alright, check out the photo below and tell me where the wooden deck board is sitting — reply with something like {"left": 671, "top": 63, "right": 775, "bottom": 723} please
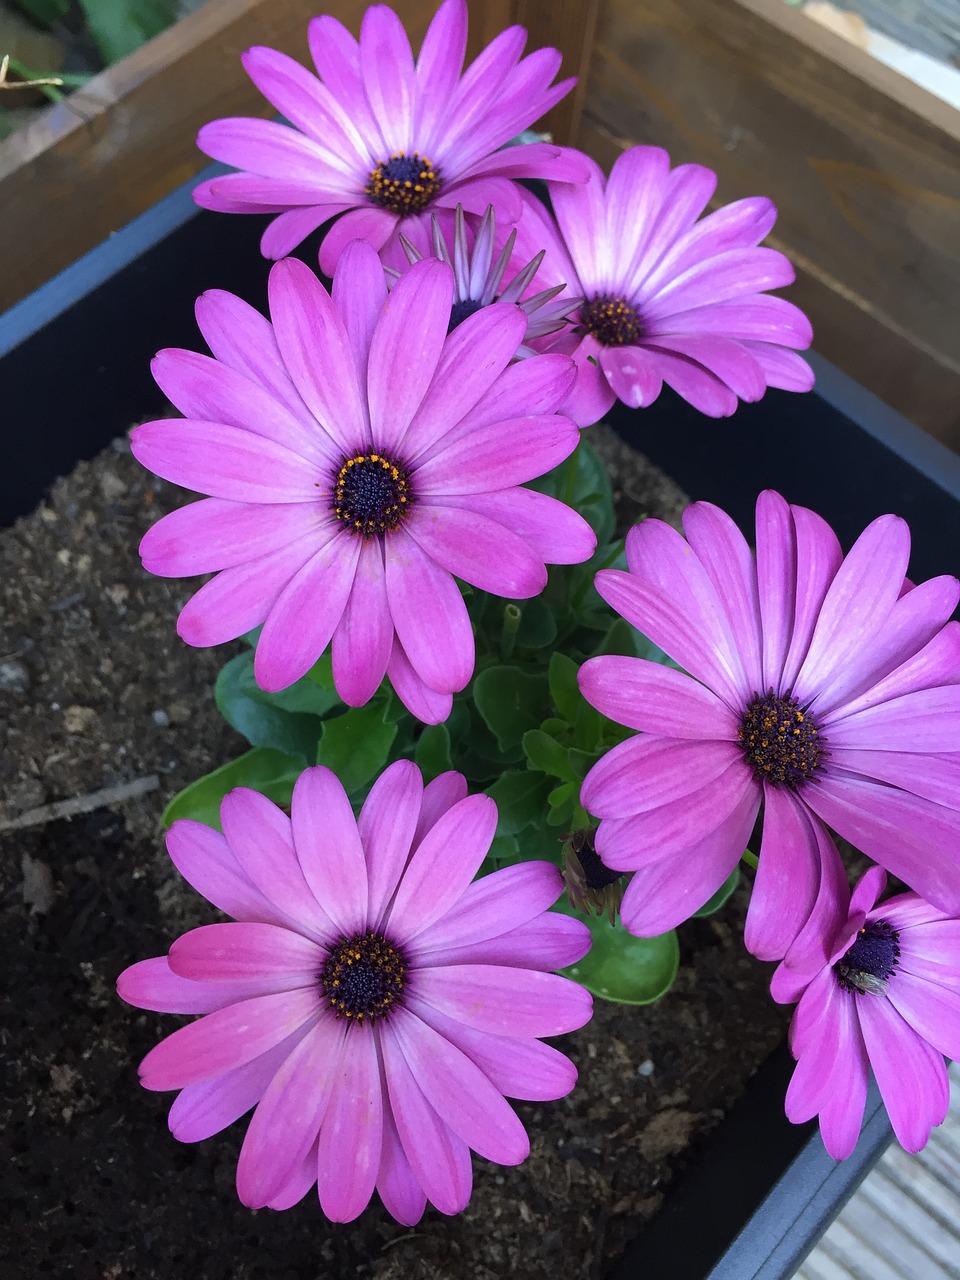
{"left": 795, "top": 1062, "right": 960, "bottom": 1280}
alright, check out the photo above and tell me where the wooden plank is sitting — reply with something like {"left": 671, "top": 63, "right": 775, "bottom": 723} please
{"left": 576, "top": 0, "right": 960, "bottom": 447}
{"left": 0, "top": 0, "right": 593, "bottom": 314}
{"left": 797, "top": 1062, "right": 960, "bottom": 1280}
{"left": 0, "top": 0, "right": 436, "bottom": 313}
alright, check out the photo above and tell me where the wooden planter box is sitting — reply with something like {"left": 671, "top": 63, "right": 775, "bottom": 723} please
{"left": 8, "top": 160, "right": 960, "bottom": 1277}
{"left": 1, "top": 0, "right": 958, "bottom": 450}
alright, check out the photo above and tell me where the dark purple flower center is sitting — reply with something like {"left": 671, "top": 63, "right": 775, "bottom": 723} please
{"left": 334, "top": 453, "right": 411, "bottom": 537}
{"left": 738, "top": 691, "right": 824, "bottom": 789}
{"left": 448, "top": 297, "right": 484, "bottom": 333}
{"left": 320, "top": 930, "right": 407, "bottom": 1022}
{"left": 580, "top": 294, "right": 643, "bottom": 347}
{"left": 366, "top": 151, "right": 442, "bottom": 216}
{"left": 835, "top": 920, "right": 900, "bottom": 995}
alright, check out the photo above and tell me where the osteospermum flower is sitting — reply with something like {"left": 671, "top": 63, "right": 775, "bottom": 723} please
{"left": 392, "top": 203, "right": 580, "bottom": 353}
{"left": 513, "top": 148, "right": 814, "bottom": 424}
{"left": 772, "top": 863, "right": 960, "bottom": 1158}
{"left": 193, "top": 0, "right": 589, "bottom": 270}
{"left": 132, "top": 242, "right": 594, "bottom": 723}
{"left": 117, "top": 761, "right": 593, "bottom": 1221}
{"left": 578, "top": 491, "right": 960, "bottom": 960}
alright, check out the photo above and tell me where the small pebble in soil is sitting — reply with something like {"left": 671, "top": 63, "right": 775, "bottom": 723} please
{"left": 638, "top": 1059, "right": 656, "bottom": 1077}
{"left": 21, "top": 853, "right": 56, "bottom": 915}
{"left": 152, "top": 709, "right": 170, "bottom": 727}
{"left": 0, "top": 658, "right": 30, "bottom": 692}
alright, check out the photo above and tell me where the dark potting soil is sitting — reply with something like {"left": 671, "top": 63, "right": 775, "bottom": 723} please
{"left": 0, "top": 427, "right": 789, "bottom": 1279}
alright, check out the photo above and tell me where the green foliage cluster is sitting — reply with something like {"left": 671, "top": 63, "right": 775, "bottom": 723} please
{"left": 163, "top": 442, "right": 741, "bottom": 1004}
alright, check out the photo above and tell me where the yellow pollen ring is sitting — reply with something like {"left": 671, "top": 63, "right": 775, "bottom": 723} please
{"left": 334, "top": 451, "right": 411, "bottom": 538}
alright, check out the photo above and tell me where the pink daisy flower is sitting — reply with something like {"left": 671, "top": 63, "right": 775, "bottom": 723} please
{"left": 131, "top": 243, "right": 594, "bottom": 723}
{"left": 772, "top": 862, "right": 960, "bottom": 1158}
{"left": 117, "top": 761, "right": 593, "bottom": 1222}
{"left": 193, "top": 0, "right": 589, "bottom": 271}
{"left": 513, "top": 148, "right": 814, "bottom": 425}
{"left": 578, "top": 491, "right": 960, "bottom": 960}
{"left": 391, "top": 203, "right": 580, "bottom": 353}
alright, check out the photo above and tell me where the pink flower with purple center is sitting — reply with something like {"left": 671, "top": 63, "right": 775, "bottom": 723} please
{"left": 391, "top": 203, "right": 581, "bottom": 352}
{"left": 512, "top": 148, "right": 814, "bottom": 424}
{"left": 117, "top": 761, "right": 593, "bottom": 1221}
{"left": 772, "top": 862, "right": 960, "bottom": 1157}
{"left": 578, "top": 491, "right": 960, "bottom": 960}
{"left": 193, "top": 0, "right": 589, "bottom": 270}
{"left": 131, "top": 242, "right": 594, "bottom": 723}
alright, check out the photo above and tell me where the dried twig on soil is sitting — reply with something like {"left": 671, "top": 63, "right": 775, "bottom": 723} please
{"left": 0, "top": 775, "right": 160, "bottom": 832}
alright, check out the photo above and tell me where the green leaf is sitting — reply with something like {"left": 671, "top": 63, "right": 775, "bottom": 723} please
{"left": 162, "top": 748, "right": 303, "bottom": 831}
{"left": 545, "top": 781, "right": 577, "bottom": 827}
{"left": 473, "top": 665, "right": 548, "bottom": 751}
{"left": 487, "top": 833, "right": 521, "bottom": 867}
{"left": 558, "top": 905, "right": 680, "bottom": 1004}
{"left": 548, "top": 652, "right": 581, "bottom": 724}
{"left": 305, "top": 650, "right": 335, "bottom": 689}
{"left": 78, "top": 0, "right": 178, "bottom": 65}
{"left": 414, "top": 723, "right": 453, "bottom": 780}
{"left": 13, "top": 0, "right": 70, "bottom": 25}
{"left": 573, "top": 697, "right": 603, "bottom": 751}
{"left": 214, "top": 652, "right": 337, "bottom": 761}
{"left": 692, "top": 867, "right": 741, "bottom": 918}
{"left": 513, "top": 819, "right": 566, "bottom": 863}
{"left": 566, "top": 747, "right": 596, "bottom": 779}
{"left": 522, "top": 729, "right": 576, "bottom": 782}
{"left": 317, "top": 700, "right": 397, "bottom": 796}
{"left": 594, "top": 617, "right": 674, "bottom": 664}
{"left": 515, "top": 598, "right": 557, "bottom": 649}
{"left": 487, "top": 771, "right": 551, "bottom": 835}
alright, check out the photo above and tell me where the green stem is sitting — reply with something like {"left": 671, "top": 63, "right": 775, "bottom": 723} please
{"left": 563, "top": 440, "right": 580, "bottom": 507}
{"left": 740, "top": 848, "right": 759, "bottom": 870}
{"left": 500, "top": 603, "right": 522, "bottom": 661}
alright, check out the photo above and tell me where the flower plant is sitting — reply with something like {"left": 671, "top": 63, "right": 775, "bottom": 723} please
{"left": 117, "top": 0, "right": 960, "bottom": 1225}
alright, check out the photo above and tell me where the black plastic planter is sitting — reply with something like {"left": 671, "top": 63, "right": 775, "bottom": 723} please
{"left": 6, "top": 168, "right": 958, "bottom": 1278}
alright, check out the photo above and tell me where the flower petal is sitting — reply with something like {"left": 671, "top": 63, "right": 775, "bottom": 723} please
{"left": 290, "top": 766, "right": 368, "bottom": 936}
{"left": 235, "top": 1015, "right": 347, "bottom": 1206}
{"left": 254, "top": 532, "right": 361, "bottom": 692}
{"left": 380, "top": 1022, "right": 473, "bottom": 1216}
{"left": 857, "top": 995, "right": 949, "bottom": 1152}
{"left": 168, "top": 922, "right": 324, "bottom": 988}
{"left": 413, "top": 964, "right": 593, "bottom": 1037}
{"left": 582, "top": 735, "right": 742, "bottom": 820}
{"left": 219, "top": 788, "right": 336, "bottom": 941}
{"left": 384, "top": 528, "right": 474, "bottom": 694}
{"left": 618, "top": 783, "right": 759, "bottom": 935}
{"left": 388, "top": 1006, "right": 529, "bottom": 1163}
{"left": 117, "top": 956, "right": 261, "bottom": 1016}
{"left": 578, "top": 656, "right": 740, "bottom": 739}
{"left": 359, "top": 759, "right": 424, "bottom": 931}
{"left": 164, "top": 818, "right": 286, "bottom": 927}
{"left": 387, "top": 794, "right": 496, "bottom": 940}
{"left": 168, "top": 1029, "right": 309, "bottom": 1142}
{"left": 805, "top": 772, "right": 960, "bottom": 915}
{"left": 331, "top": 536, "right": 392, "bottom": 706}
{"left": 745, "top": 786, "right": 830, "bottom": 962}
{"left": 405, "top": 502, "right": 546, "bottom": 598}
{"left": 315, "top": 1026, "right": 384, "bottom": 1221}
{"left": 413, "top": 861, "right": 564, "bottom": 954}
{"left": 268, "top": 257, "right": 368, "bottom": 453}
{"left": 409, "top": 997, "right": 577, "bottom": 1100}
{"left": 795, "top": 514, "right": 911, "bottom": 707}
{"left": 366, "top": 258, "right": 453, "bottom": 454}
{"left": 139, "top": 989, "right": 321, "bottom": 1092}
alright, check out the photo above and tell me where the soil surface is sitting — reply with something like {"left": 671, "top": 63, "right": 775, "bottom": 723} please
{"left": 0, "top": 427, "right": 789, "bottom": 1279}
